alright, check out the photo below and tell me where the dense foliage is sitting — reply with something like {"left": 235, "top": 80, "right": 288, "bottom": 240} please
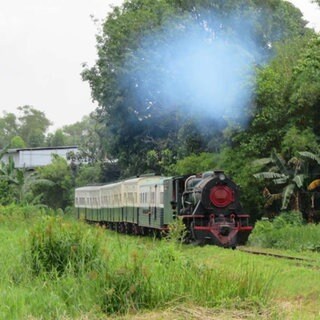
{"left": 82, "top": 0, "right": 307, "bottom": 177}
{"left": 0, "top": 106, "right": 51, "bottom": 148}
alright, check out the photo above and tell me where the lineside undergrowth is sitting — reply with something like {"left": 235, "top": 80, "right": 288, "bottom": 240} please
{"left": 249, "top": 211, "right": 320, "bottom": 252}
{"left": 0, "top": 205, "right": 275, "bottom": 319}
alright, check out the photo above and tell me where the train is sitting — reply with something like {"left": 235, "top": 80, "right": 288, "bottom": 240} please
{"left": 74, "top": 170, "right": 252, "bottom": 248}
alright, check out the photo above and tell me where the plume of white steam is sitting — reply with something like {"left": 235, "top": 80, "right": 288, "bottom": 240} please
{"left": 121, "top": 13, "right": 265, "bottom": 128}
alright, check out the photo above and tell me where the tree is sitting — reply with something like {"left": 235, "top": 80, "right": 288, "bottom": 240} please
{"left": 237, "top": 34, "right": 314, "bottom": 158}
{"left": 83, "top": 0, "right": 308, "bottom": 177}
{"left": 75, "top": 163, "right": 102, "bottom": 187}
{"left": 177, "top": 120, "right": 207, "bottom": 158}
{"left": 288, "top": 37, "right": 320, "bottom": 134}
{"left": 46, "top": 129, "right": 67, "bottom": 147}
{"left": 170, "top": 152, "right": 219, "bottom": 175}
{"left": 17, "top": 105, "right": 52, "bottom": 147}
{"left": 0, "top": 148, "right": 15, "bottom": 204}
{"left": 0, "top": 106, "right": 52, "bottom": 148}
{"left": 0, "top": 112, "right": 19, "bottom": 148}
{"left": 10, "top": 136, "right": 26, "bottom": 148}
{"left": 36, "top": 155, "right": 73, "bottom": 209}
{"left": 60, "top": 115, "right": 106, "bottom": 163}
{"left": 281, "top": 126, "right": 319, "bottom": 158}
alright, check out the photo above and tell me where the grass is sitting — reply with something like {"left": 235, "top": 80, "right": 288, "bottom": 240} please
{"left": 0, "top": 205, "right": 319, "bottom": 319}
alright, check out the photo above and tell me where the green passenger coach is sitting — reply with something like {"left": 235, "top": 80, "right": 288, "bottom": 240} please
{"left": 75, "top": 175, "right": 174, "bottom": 235}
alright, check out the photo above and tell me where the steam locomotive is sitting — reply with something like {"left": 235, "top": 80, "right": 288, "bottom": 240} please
{"left": 75, "top": 170, "right": 252, "bottom": 248}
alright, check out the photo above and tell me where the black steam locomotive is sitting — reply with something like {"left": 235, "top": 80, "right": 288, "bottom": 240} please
{"left": 75, "top": 170, "right": 252, "bottom": 248}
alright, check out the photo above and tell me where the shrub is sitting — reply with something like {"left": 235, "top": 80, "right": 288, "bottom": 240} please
{"left": 248, "top": 211, "right": 320, "bottom": 251}
{"left": 165, "top": 218, "right": 188, "bottom": 245}
{"left": 29, "top": 216, "right": 105, "bottom": 276}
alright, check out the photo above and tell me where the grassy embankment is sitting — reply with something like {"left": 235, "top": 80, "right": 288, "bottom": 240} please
{"left": 0, "top": 205, "right": 319, "bottom": 319}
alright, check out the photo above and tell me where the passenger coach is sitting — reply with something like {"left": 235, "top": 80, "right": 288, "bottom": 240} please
{"left": 75, "top": 175, "right": 168, "bottom": 235}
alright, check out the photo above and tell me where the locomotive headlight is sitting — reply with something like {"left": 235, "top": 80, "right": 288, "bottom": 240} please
{"left": 218, "top": 173, "right": 226, "bottom": 181}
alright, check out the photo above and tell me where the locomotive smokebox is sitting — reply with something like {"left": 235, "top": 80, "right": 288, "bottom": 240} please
{"left": 192, "top": 170, "right": 239, "bottom": 214}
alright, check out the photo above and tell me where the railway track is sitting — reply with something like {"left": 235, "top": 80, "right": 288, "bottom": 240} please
{"left": 237, "top": 246, "right": 320, "bottom": 269}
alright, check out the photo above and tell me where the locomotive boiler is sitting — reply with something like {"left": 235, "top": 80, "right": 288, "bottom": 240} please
{"left": 75, "top": 170, "right": 252, "bottom": 248}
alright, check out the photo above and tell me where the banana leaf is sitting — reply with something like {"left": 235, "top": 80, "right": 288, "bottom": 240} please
{"left": 254, "top": 172, "right": 286, "bottom": 180}
{"left": 298, "top": 151, "right": 320, "bottom": 165}
{"left": 292, "top": 174, "right": 305, "bottom": 189}
{"left": 271, "top": 150, "right": 289, "bottom": 176}
{"left": 281, "top": 183, "right": 295, "bottom": 210}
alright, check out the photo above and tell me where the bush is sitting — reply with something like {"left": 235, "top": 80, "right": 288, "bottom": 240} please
{"left": 248, "top": 211, "right": 320, "bottom": 251}
{"left": 29, "top": 216, "right": 105, "bottom": 276}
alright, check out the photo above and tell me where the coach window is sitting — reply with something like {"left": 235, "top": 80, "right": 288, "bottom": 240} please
{"left": 160, "top": 192, "right": 164, "bottom": 205}
{"left": 151, "top": 192, "right": 155, "bottom": 205}
{"left": 129, "top": 192, "right": 134, "bottom": 205}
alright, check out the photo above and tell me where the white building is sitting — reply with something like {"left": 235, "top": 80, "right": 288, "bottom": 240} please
{"left": 1, "top": 146, "right": 78, "bottom": 169}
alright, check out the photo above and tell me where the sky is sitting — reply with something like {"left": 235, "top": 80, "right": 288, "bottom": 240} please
{"left": 0, "top": 0, "right": 319, "bottom": 132}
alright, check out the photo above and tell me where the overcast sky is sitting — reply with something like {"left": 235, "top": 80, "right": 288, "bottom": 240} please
{"left": 0, "top": 0, "right": 319, "bottom": 132}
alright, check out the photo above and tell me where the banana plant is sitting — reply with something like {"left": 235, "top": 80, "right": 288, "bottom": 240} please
{"left": 253, "top": 150, "right": 307, "bottom": 211}
{"left": 0, "top": 155, "right": 54, "bottom": 204}
{"left": 298, "top": 151, "right": 320, "bottom": 192}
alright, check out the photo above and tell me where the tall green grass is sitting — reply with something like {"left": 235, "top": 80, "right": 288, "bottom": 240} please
{"left": 249, "top": 211, "right": 320, "bottom": 251}
{"left": 29, "top": 216, "right": 105, "bottom": 276}
{"left": 0, "top": 207, "right": 276, "bottom": 319}
{"left": 26, "top": 216, "right": 274, "bottom": 316}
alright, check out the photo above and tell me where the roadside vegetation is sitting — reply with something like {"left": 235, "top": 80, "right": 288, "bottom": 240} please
{"left": 0, "top": 205, "right": 320, "bottom": 319}
{"left": 249, "top": 211, "right": 320, "bottom": 252}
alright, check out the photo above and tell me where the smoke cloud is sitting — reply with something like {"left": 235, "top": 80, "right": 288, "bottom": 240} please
{"left": 121, "top": 12, "right": 265, "bottom": 128}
